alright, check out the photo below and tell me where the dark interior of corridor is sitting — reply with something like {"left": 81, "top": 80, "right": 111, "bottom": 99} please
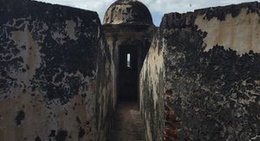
{"left": 118, "top": 45, "right": 138, "bottom": 101}
{"left": 107, "top": 44, "right": 145, "bottom": 141}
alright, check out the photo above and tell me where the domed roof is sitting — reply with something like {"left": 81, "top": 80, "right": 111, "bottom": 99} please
{"left": 103, "top": 0, "right": 153, "bottom": 25}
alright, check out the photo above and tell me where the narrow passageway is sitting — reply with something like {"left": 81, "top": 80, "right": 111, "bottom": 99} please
{"left": 108, "top": 102, "right": 144, "bottom": 141}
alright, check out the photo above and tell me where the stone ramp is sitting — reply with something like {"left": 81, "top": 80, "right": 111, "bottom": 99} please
{"left": 108, "top": 102, "right": 144, "bottom": 141}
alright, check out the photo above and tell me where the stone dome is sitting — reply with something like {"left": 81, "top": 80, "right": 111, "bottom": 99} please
{"left": 103, "top": 0, "right": 153, "bottom": 25}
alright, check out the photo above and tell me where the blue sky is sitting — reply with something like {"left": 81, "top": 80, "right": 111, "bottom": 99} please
{"left": 36, "top": 0, "right": 258, "bottom": 26}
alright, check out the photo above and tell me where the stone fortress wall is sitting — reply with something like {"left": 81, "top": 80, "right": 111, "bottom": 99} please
{"left": 0, "top": 0, "right": 115, "bottom": 140}
{"left": 0, "top": 0, "right": 259, "bottom": 141}
{"left": 140, "top": 2, "right": 260, "bottom": 141}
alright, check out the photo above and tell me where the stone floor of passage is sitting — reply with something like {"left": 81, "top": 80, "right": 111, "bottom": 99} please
{"left": 107, "top": 101, "right": 144, "bottom": 141}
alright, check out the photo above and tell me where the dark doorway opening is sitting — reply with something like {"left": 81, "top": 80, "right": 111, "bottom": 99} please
{"left": 118, "top": 45, "right": 138, "bottom": 101}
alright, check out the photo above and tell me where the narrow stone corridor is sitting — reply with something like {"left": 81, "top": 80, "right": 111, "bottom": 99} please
{"left": 107, "top": 102, "right": 144, "bottom": 141}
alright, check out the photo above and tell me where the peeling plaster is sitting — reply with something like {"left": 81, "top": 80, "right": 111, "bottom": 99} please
{"left": 195, "top": 8, "right": 260, "bottom": 54}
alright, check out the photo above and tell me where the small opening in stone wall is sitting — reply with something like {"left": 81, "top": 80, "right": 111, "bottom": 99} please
{"left": 127, "top": 53, "right": 131, "bottom": 68}
{"left": 119, "top": 46, "right": 138, "bottom": 101}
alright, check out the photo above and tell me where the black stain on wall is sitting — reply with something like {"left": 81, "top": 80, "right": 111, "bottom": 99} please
{"left": 0, "top": 33, "right": 25, "bottom": 97}
{"left": 35, "top": 136, "right": 41, "bottom": 141}
{"left": 0, "top": 0, "right": 105, "bottom": 140}
{"left": 0, "top": 0, "right": 100, "bottom": 104}
{"left": 76, "top": 116, "right": 81, "bottom": 124}
{"left": 49, "top": 130, "right": 56, "bottom": 137}
{"left": 78, "top": 127, "right": 85, "bottom": 139}
{"left": 15, "top": 110, "right": 25, "bottom": 125}
{"left": 162, "top": 18, "right": 260, "bottom": 140}
{"left": 31, "top": 21, "right": 98, "bottom": 104}
{"left": 55, "top": 130, "right": 68, "bottom": 141}
{"left": 30, "top": 9, "right": 99, "bottom": 104}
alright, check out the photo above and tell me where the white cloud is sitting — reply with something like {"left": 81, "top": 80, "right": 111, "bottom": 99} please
{"left": 35, "top": 0, "right": 259, "bottom": 25}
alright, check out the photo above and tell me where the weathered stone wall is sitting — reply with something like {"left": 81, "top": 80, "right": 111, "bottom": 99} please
{"left": 140, "top": 2, "right": 260, "bottom": 141}
{"left": 139, "top": 33, "right": 164, "bottom": 141}
{"left": 95, "top": 32, "right": 116, "bottom": 141}
{"left": 0, "top": 0, "right": 115, "bottom": 141}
